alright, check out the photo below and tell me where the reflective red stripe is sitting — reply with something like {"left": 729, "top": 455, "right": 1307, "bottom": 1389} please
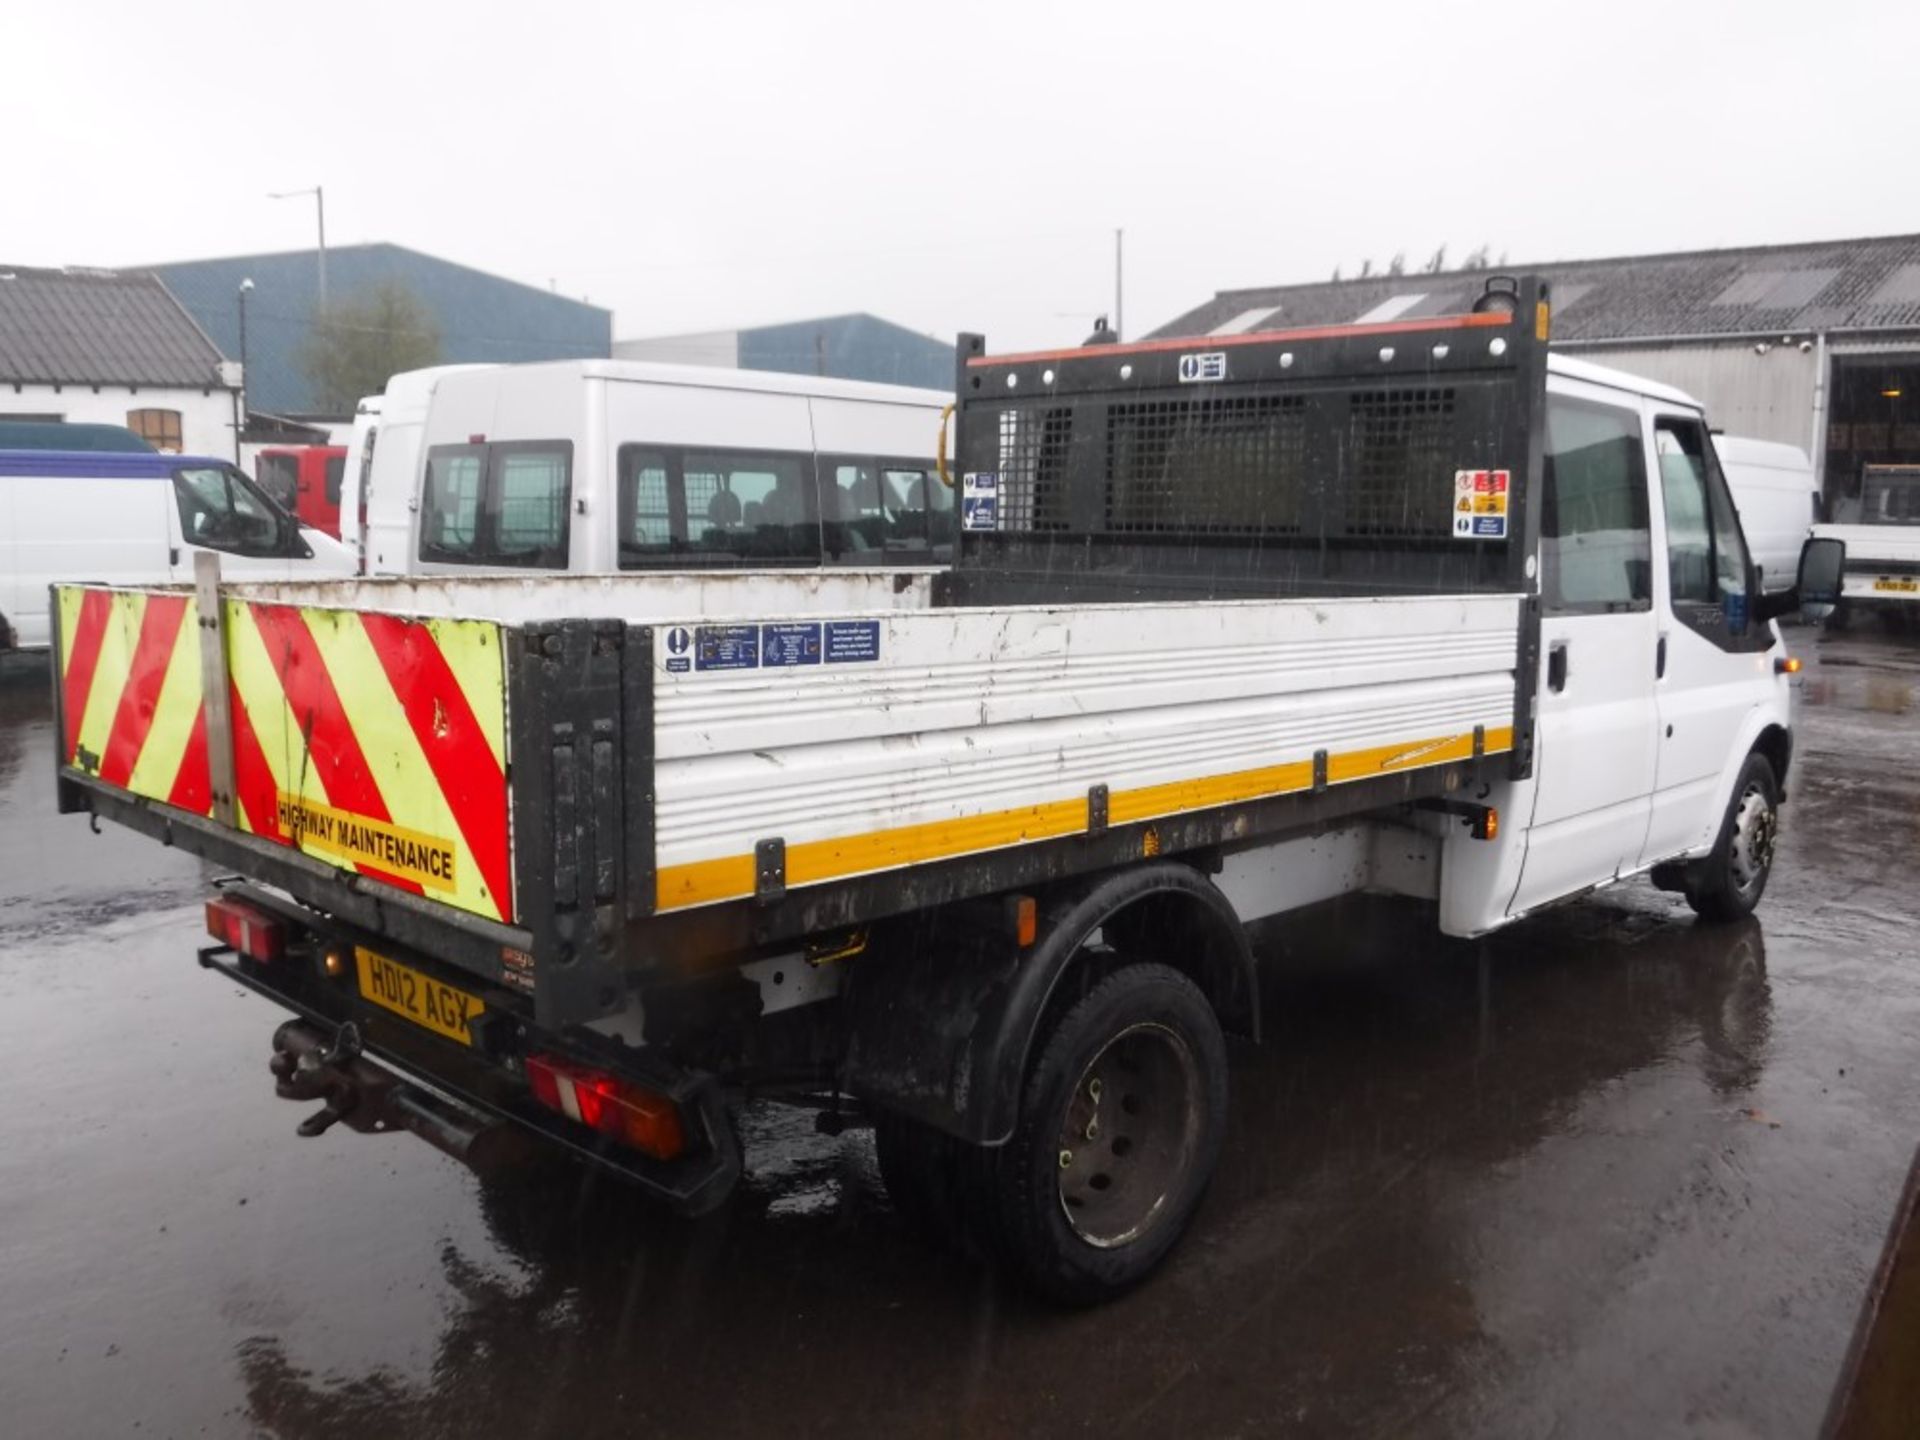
{"left": 229, "top": 679, "right": 284, "bottom": 843}
{"left": 359, "top": 612, "right": 514, "bottom": 922}
{"left": 246, "top": 604, "right": 421, "bottom": 894}
{"left": 97, "top": 595, "right": 190, "bottom": 788}
{"left": 167, "top": 704, "right": 211, "bottom": 816}
{"left": 60, "top": 589, "right": 113, "bottom": 762}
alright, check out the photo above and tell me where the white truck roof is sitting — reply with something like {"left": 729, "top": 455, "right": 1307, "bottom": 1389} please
{"left": 1712, "top": 434, "right": 1812, "bottom": 471}
{"left": 389, "top": 357, "right": 948, "bottom": 409}
{"left": 1546, "top": 353, "right": 1701, "bottom": 409}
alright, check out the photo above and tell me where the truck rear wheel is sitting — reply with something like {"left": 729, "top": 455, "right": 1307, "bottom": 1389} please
{"left": 1686, "top": 752, "right": 1780, "bottom": 923}
{"left": 985, "top": 963, "right": 1228, "bottom": 1305}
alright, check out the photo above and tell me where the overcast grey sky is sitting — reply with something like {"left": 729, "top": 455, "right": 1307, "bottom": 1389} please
{"left": 5, "top": 0, "right": 1914, "bottom": 351}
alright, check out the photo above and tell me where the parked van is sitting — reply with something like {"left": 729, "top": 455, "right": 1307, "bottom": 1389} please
{"left": 1712, "top": 436, "right": 1820, "bottom": 593}
{"left": 338, "top": 365, "right": 494, "bottom": 572}
{"left": 255, "top": 445, "right": 348, "bottom": 539}
{"left": 0, "top": 449, "right": 356, "bottom": 650}
{"left": 352, "top": 360, "right": 953, "bottom": 576}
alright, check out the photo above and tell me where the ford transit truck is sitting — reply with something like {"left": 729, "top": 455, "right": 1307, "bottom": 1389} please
{"left": 47, "top": 278, "right": 1843, "bottom": 1303}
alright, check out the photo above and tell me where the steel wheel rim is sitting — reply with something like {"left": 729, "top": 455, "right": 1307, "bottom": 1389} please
{"left": 1055, "top": 1022, "right": 1202, "bottom": 1249}
{"left": 1728, "top": 781, "right": 1776, "bottom": 895}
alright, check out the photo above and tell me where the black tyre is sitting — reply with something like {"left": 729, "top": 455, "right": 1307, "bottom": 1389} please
{"left": 983, "top": 963, "right": 1228, "bottom": 1306}
{"left": 873, "top": 1114, "right": 964, "bottom": 1244}
{"left": 1686, "top": 752, "right": 1780, "bottom": 923}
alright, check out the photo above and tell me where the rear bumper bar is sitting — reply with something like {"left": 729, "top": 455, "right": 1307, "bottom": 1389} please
{"left": 199, "top": 939, "right": 742, "bottom": 1216}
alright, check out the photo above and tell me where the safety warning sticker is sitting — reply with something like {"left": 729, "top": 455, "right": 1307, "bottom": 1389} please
{"left": 1452, "top": 469, "right": 1510, "bottom": 540}
{"left": 825, "top": 620, "right": 881, "bottom": 663}
{"left": 761, "top": 622, "right": 823, "bottom": 667}
{"left": 962, "top": 472, "right": 998, "bottom": 531}
{"left": 695, "top": 624, "right": 759, "bottom": 671}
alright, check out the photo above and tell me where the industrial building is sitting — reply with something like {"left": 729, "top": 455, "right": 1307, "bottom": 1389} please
{"left": 1149, "top": 233, "right": 1920, "bottom": 508}
{"left": 0, "top": 264, "right": 241, "bottom": 456}
{"left": 615, "top": 312, "right": 952, "bottom": 390}
{"left": 150, "top": 244, "right": 612, "bottom": 421}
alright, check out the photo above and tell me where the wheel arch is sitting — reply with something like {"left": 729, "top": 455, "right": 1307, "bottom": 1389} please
{"left": 844, "top": 860, "right": 1256, "bottom": 1147}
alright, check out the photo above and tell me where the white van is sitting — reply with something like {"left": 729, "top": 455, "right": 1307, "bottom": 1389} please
{"left": 352, "top": 360, "right": 953, "bottom": 577}
{"left": 0, "top": 449, "right": 356, "bottom": 650}
{"left": 1712, "top": 435, "right": 1820, "bottom": 593}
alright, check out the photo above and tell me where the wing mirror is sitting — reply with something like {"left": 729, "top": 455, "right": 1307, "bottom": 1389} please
{"left": 1757, "top": 536, "right": 1845, "bottom": 622}
{"left": 1795, "top": 536, "right": 1845, "bottom": 621}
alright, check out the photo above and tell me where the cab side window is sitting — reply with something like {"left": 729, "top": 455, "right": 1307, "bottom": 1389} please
{"left": 1541, "top": 397, "right": 1651, "bottom": 612}
{"left": 174, "top": 465, "right": 284, "bottom": 556}
{"left": 1656, "top": 417, "right": 1753, "bottom": 634}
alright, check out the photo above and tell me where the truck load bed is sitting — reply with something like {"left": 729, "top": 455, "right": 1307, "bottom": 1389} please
{"left": 52, "top": 285, "right": 1548, "bottom": 1031}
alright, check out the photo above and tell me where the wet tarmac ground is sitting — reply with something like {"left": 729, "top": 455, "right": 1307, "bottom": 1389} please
{"left": 2, "top": 624, "right": 1918, "bottom": 1439}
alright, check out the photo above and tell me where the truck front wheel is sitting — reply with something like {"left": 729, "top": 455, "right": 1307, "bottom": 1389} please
{"left": 988, "top": 963, "right": 1228, "bottom": 1305}
{"left": 1686, "top": 752, "right": 1780, "bottom": 923}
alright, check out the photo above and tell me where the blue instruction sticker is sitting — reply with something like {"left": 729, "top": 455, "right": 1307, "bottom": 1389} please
{"left": 962, "top": 472, "right": 999, "bottom": 532}
{"left": 761, "top": 622, "right": 822, "bottom": 667}
{"left": 824, "top": 620, "right": 881, "bottom": 664}
{"left": 695, "top": 624, "right": 759, "bottom": 671}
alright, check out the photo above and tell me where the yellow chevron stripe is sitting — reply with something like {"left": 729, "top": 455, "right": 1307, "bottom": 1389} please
{"left": 656, "top": 725, "right": 1517, "bottom": 912}
{"left": 56, "top": 586, "right": 87, "bottom": 676}
{"left": 72, "top": 592, "right": 146, "bottom": 771}
{"left": 430, "top": 617, "right": 507, "bottom": 771}
{"left": 300, "top": 609, "right": 492, "bottom": 913}
{"left": 225, "top": 599, "right": 331, "bottom": 829}
{"left": 124, "top": 599, "right": 205, "bottom": 806}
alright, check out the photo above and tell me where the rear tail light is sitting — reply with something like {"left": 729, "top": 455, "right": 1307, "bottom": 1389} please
{"left": 205, "top": 896, "right": 286, "bottom": 962}
{"left": 525, "top": 1054, "right": 686, "bottom": 1161}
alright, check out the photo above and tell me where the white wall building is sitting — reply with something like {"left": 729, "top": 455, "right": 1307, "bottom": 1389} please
{"left": 0, "top": 264, "right": 241, "bottom": 457}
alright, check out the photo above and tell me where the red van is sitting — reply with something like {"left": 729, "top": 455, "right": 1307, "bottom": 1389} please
{"left": 255, "top": 446, "right": 348, "bottom": 538}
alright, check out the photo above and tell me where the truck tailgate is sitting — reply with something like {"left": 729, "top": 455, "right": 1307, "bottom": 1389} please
{"left": 55, "top": 584, "right": 513, "bottom": 923}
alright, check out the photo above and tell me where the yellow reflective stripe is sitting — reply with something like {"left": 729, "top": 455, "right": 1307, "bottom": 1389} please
{"left": 56, "top": 586, "right": 87, "bottom": 673}
{"left": 224, "top": 599, "right": 325, "bottom": 828}
{"left": 656, "top": 725, "right": 1517, "bottom": 912}
{"left": 73, "top": 592, "right": 146, "bottom": 769}
{"left": 429, "top": 618, "right": 507, "bottom": 771}
{"left": 123, "top": 599, "right": 203, "bottom": 803}
{"left": 300, "top": 610, "right": 492, "bottom": 912}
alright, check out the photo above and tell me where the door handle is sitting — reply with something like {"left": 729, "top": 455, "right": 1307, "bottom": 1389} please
{"left": 169, "top": 546, "right": 180, "bottom": 566}
{"left": 1547, "top": 641, "right": 1569, "bottom": 693}
{"left": 1656, "top": 633, "right": 1668, "bottom": 679}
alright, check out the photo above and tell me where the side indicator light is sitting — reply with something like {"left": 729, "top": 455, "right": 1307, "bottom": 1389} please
{"left": 525, "top": 1054, "right": 686, "bottom": 1161}
{"left": 1476, "top": 807, "right": 1499, "bottom": 841}
{"left": 1535, "top": 301, "right": 1551, "bottom": 342}
{"left": 205, "top": 896, "right": 285, "bottom": 962}
{"left": 1012, "top": 894, "right": 1038, "bottom": 948}
{"left": 1776, "top": 656, "right": 1802, "bottom": 675}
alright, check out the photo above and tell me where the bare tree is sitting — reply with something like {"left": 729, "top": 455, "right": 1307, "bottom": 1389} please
{"left": 1358, "top": 258, "right": 1374, "bottom": 279}
{"left": 298, "top": 280, "right": 443, "bottom": 414}
{"left": 1424, "top": 244, "right": 1448, "bottom": 275}
{"left": 1388, "top": 252, "right": 1406, "bottom": 277}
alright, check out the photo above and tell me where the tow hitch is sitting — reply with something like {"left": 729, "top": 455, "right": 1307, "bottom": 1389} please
{"left": 268, "top": 1020, "right": 530, "bottom": 1173}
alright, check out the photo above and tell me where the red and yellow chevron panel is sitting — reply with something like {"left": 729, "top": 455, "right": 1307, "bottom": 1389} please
{"left": 55, "top": 586, "right": 513, "bottom": 924}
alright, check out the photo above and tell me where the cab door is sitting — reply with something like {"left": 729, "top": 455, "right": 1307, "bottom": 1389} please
{"left": 1640, "top": 412, "right": 1773, "bottom": 864}
{"left": 166, "top": 462, "right": 306, "bottom": 583}
{"left": 1509, "top": 384, "right": 1662, "bottom": 915}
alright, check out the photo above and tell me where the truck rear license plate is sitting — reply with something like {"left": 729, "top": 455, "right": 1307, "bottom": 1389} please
{"left": 355, "top": 947, "right": 484, "bottom": 1045}
{"left": 1874, "top": 577, "right": 1918, "bottom": 593}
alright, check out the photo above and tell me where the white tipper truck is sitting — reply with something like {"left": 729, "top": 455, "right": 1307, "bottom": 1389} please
{"left": 1814, "top": 463, "right": 1920, "bottom": 629}
{"left": 50, "top": 277, "right": 1844, "bottom": 1304}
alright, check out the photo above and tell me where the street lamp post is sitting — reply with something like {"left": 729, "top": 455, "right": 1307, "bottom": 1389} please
{"left": 268, "top": 184, "right": 327, "bottom": 318}
{"left": 234, "top": 277, "right": 254, "bottom": 463}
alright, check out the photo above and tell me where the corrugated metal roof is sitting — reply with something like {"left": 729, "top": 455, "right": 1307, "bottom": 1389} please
{"left": 1147, "top": 233, "right": 1920, "bottom": 344}
{"left": 0, "top": 264, "right": 228, "bottom": 387}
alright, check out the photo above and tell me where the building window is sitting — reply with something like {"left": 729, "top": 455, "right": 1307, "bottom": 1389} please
{"left": 127, "top": 408, "right": 184, "bottom": 453}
